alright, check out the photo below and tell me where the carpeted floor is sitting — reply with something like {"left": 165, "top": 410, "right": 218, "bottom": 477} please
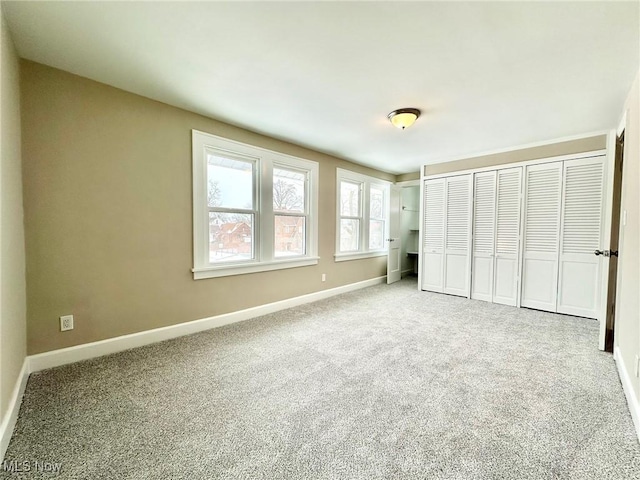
{"left": 2, "top": 278, "right": 639, "bottom": 479}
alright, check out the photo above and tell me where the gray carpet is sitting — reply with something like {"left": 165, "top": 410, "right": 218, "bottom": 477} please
{"left": 2, "top": 278, "right": 639, "bottom": 479}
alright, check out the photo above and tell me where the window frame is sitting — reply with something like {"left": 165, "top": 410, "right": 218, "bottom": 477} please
{"left": 273, "top": 164, "right": 310, "bottom": 258}
{"left": 368, "top": 183, "right": 387, "bottom": 251}
{"left": 192, "top": 130, "right": 319, "bottom": 279}
{"left": 337, "top": 179, "right": 362, "bottom": 253}
{"left": 207, "top": 151, "right": 259, "bottom": 265}
{"left": 335, "top": 168, "right": 391, "bottom": 262}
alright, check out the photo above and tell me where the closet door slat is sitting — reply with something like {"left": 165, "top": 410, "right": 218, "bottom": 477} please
{"left": 444, "top": 175, "right": 472, "bottom": 297}
{"left": 421, "top": 178, "right": 445, "bottom": 292}
{"left": 493, "top": 167, "right": 522, "bottom": 306}
{"left": 521, "top": 163, "right": 563, "bottom": 312}
{"left": 471, "top": 171, "right": 496, "bottom": 302}
{"left": 557, "top": 158, "right": 605, "bottom": 318}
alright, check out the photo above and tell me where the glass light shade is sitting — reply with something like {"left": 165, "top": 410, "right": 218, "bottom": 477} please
{"left": 388, "top": 108, "right": 421, "bottom": 130}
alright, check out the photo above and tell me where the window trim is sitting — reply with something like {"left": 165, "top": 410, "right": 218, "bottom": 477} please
{"left": 192, "top": 130, "right": 319, "bottom": 279}
{"left": 335, "top": 168, "right": 391, "bottom": 262}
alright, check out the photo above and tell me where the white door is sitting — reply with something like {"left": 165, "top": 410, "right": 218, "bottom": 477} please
{"left": 493, "top": 167, "right": 522, "bottom": 306}
{"left": 387, "top": 186, "right": 402, "bottom": 284}
{"left": 521, "top": 162, "right": 563, "bottom": 312}
{"left": 471, "top": 171, "right": 496, "bottom": 302}
{"left": 444, "top": 175, "right": 472, "bottom": 297}
{"left": 557, "top": 157, "right": 605, "bottom": 318}
{"left": 421, "top": 178, "right": 445, "bottom": 292}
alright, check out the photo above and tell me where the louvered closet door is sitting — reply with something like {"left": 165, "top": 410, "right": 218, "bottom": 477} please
{"left": 557, "top": 157, "right": 605, "bottom": 318}
{"left": 444, "top": 175, "right": 472, "bottom": 297}
{"left": 493, "top": 167, "right": 522, "bottom": 306}
{"left": 421, "top": 178, "right": 445, "bottom": 292}
{"left": 471, "top": 171, "right": 496, "bottom": 302}
{"left": 521, "top": 163, "right": 563, "bottom": 312}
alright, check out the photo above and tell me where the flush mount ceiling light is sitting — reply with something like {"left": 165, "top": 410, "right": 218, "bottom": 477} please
{"left": 387, "top": 108, "right": 421, "bottom": 130}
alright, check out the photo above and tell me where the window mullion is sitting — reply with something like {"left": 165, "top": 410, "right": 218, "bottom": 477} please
{"left": 361, "top": 182, "right": 369, "bottom": 253}
{"left": 259, "top": 158, "right": 273, "bottom": 263}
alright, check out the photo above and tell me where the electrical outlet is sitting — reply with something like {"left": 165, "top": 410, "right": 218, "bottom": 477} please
{"left": 60, "top": 315, "right": 74, "bottom": 332}
{"left": 321, "top": 273, "right": 326, "bottom": 282}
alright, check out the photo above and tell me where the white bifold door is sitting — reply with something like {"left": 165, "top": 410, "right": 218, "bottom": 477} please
{"left": 521, "top": 157, "right": 604, "bottom": 318}
{"left": 521, "top": 162, "right": 563, "bottom": 312}
{"left": 470, "top": 171, "right": 497, "bottom": 302}
{"left": 444, "top": 175, "right": 472, "bottom": 296}
{"left": 422, "top": 175, "right": 471, "bottom": 297}
{"left": 556, "top": 157, "right": 604, "bottom": 318}
{"left": 422, "top": 178, "right": 445, "bottom": 292}
{"left": 471, "top": 167, "right": 522, "bottom": 305}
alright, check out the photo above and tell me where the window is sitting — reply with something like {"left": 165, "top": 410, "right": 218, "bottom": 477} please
{"left": 339, "top": 181, "right": 361, "bottom": 252}
{"left": 369, "top": 185, "right": 386, "bottom": 250}
{"left": 336, "top": 169, "right": 390, "bottom": 261}
{"left": 207, "top": 153, "right": 256, "bottom": 264}
{"left": 192, "top": 130, "right": 318, "bottom": 279}
{"left": 273, "top": 167, "right": 307, "bottom": 258}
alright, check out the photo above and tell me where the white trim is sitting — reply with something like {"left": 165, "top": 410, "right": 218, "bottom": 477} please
{"left": 334, "top": 251, "right": 387, "bottom": 262}
{"left": 422, "top": 150, "right": 607, "bottom": 181}
{"left": 0, "top": 359, "right": 29, "bottom": 460}
{"left": 193, "top": 256, "right": 319, "bottom": 279}
{"left": 28, "top": 276, "right": 387, "bottom": 373}
{"left": 614, "top": 346, "right": 640, "bottom": 443}
{"left": 516, "top": 166, "right": 526, "bottom": 309}
{"left": 423, "top": 130, "right": 609, "bottom": 166}
{"left": 417, "top": 177, "right": 425, "bottom": 291}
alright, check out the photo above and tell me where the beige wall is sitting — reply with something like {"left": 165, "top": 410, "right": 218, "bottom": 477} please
{"left": 424, "top": 135, "right": 607, "bottom": 177}
{"left": 21, "top": 61, "right": 395, "bottom": 355}
{"left": 615, "top": 69, "right": 640, "bottom": 402}
{"left": 0, "top": 7, "right": 26, "bottom": 423}
{"left": 396, "top": 172, "right": 420, "bottom": 183}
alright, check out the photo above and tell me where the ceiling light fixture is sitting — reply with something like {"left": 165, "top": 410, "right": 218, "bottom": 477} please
{"left": 387, "top": 108, "right": 421, "bottom": 130}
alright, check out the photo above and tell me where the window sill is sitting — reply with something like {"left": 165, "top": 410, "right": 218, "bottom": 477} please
{"left": 193, "top": 256, "right": 320, "bottom": 279}
{"left": 334, "top": 251, "right": 387, "bottom": 262}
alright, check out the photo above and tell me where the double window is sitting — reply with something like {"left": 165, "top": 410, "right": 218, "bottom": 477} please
{"left": 336, "top": 169, "right": 390, "bottom": 261}
{"left": 192, "top": 130, "right": 318, "bottom": 279}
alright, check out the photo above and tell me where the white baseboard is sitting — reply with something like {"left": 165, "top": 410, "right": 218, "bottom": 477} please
{"left": 29, "top": 276, "right": 386, "bottom": 373}
{"left": 0, "top": 358, "right": 29, "bottom": 461}
{"left": 614, "top": 346, "right": 640, "bottom": 442}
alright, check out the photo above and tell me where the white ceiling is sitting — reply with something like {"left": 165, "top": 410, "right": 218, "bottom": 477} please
{"left": 3, "top": 1, "right": 639, "bottom": 175}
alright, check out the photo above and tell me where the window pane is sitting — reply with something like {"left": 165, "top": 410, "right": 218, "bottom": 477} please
{"left": 340, "top": 219, "right": 360, "bottom": 252}
{"left": 207, "top": 154, "right": 253, "bottom": 209}
{"left": 275, "top": 215, "right": 305, "bottom": 257}
{"left": 369, "top": 220, "right": 384, "bottom": 250}
{"left": 274, "top": 168, "right": 305, "bottom": 213}
{"left": 340, "top": 181, "right": 360, "bottom": 217}
{"left": 370, "top": 186, "right": 385, "bottom": 219}
{"left": 209, "top": 212, "right": 253, "bottom": 263}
